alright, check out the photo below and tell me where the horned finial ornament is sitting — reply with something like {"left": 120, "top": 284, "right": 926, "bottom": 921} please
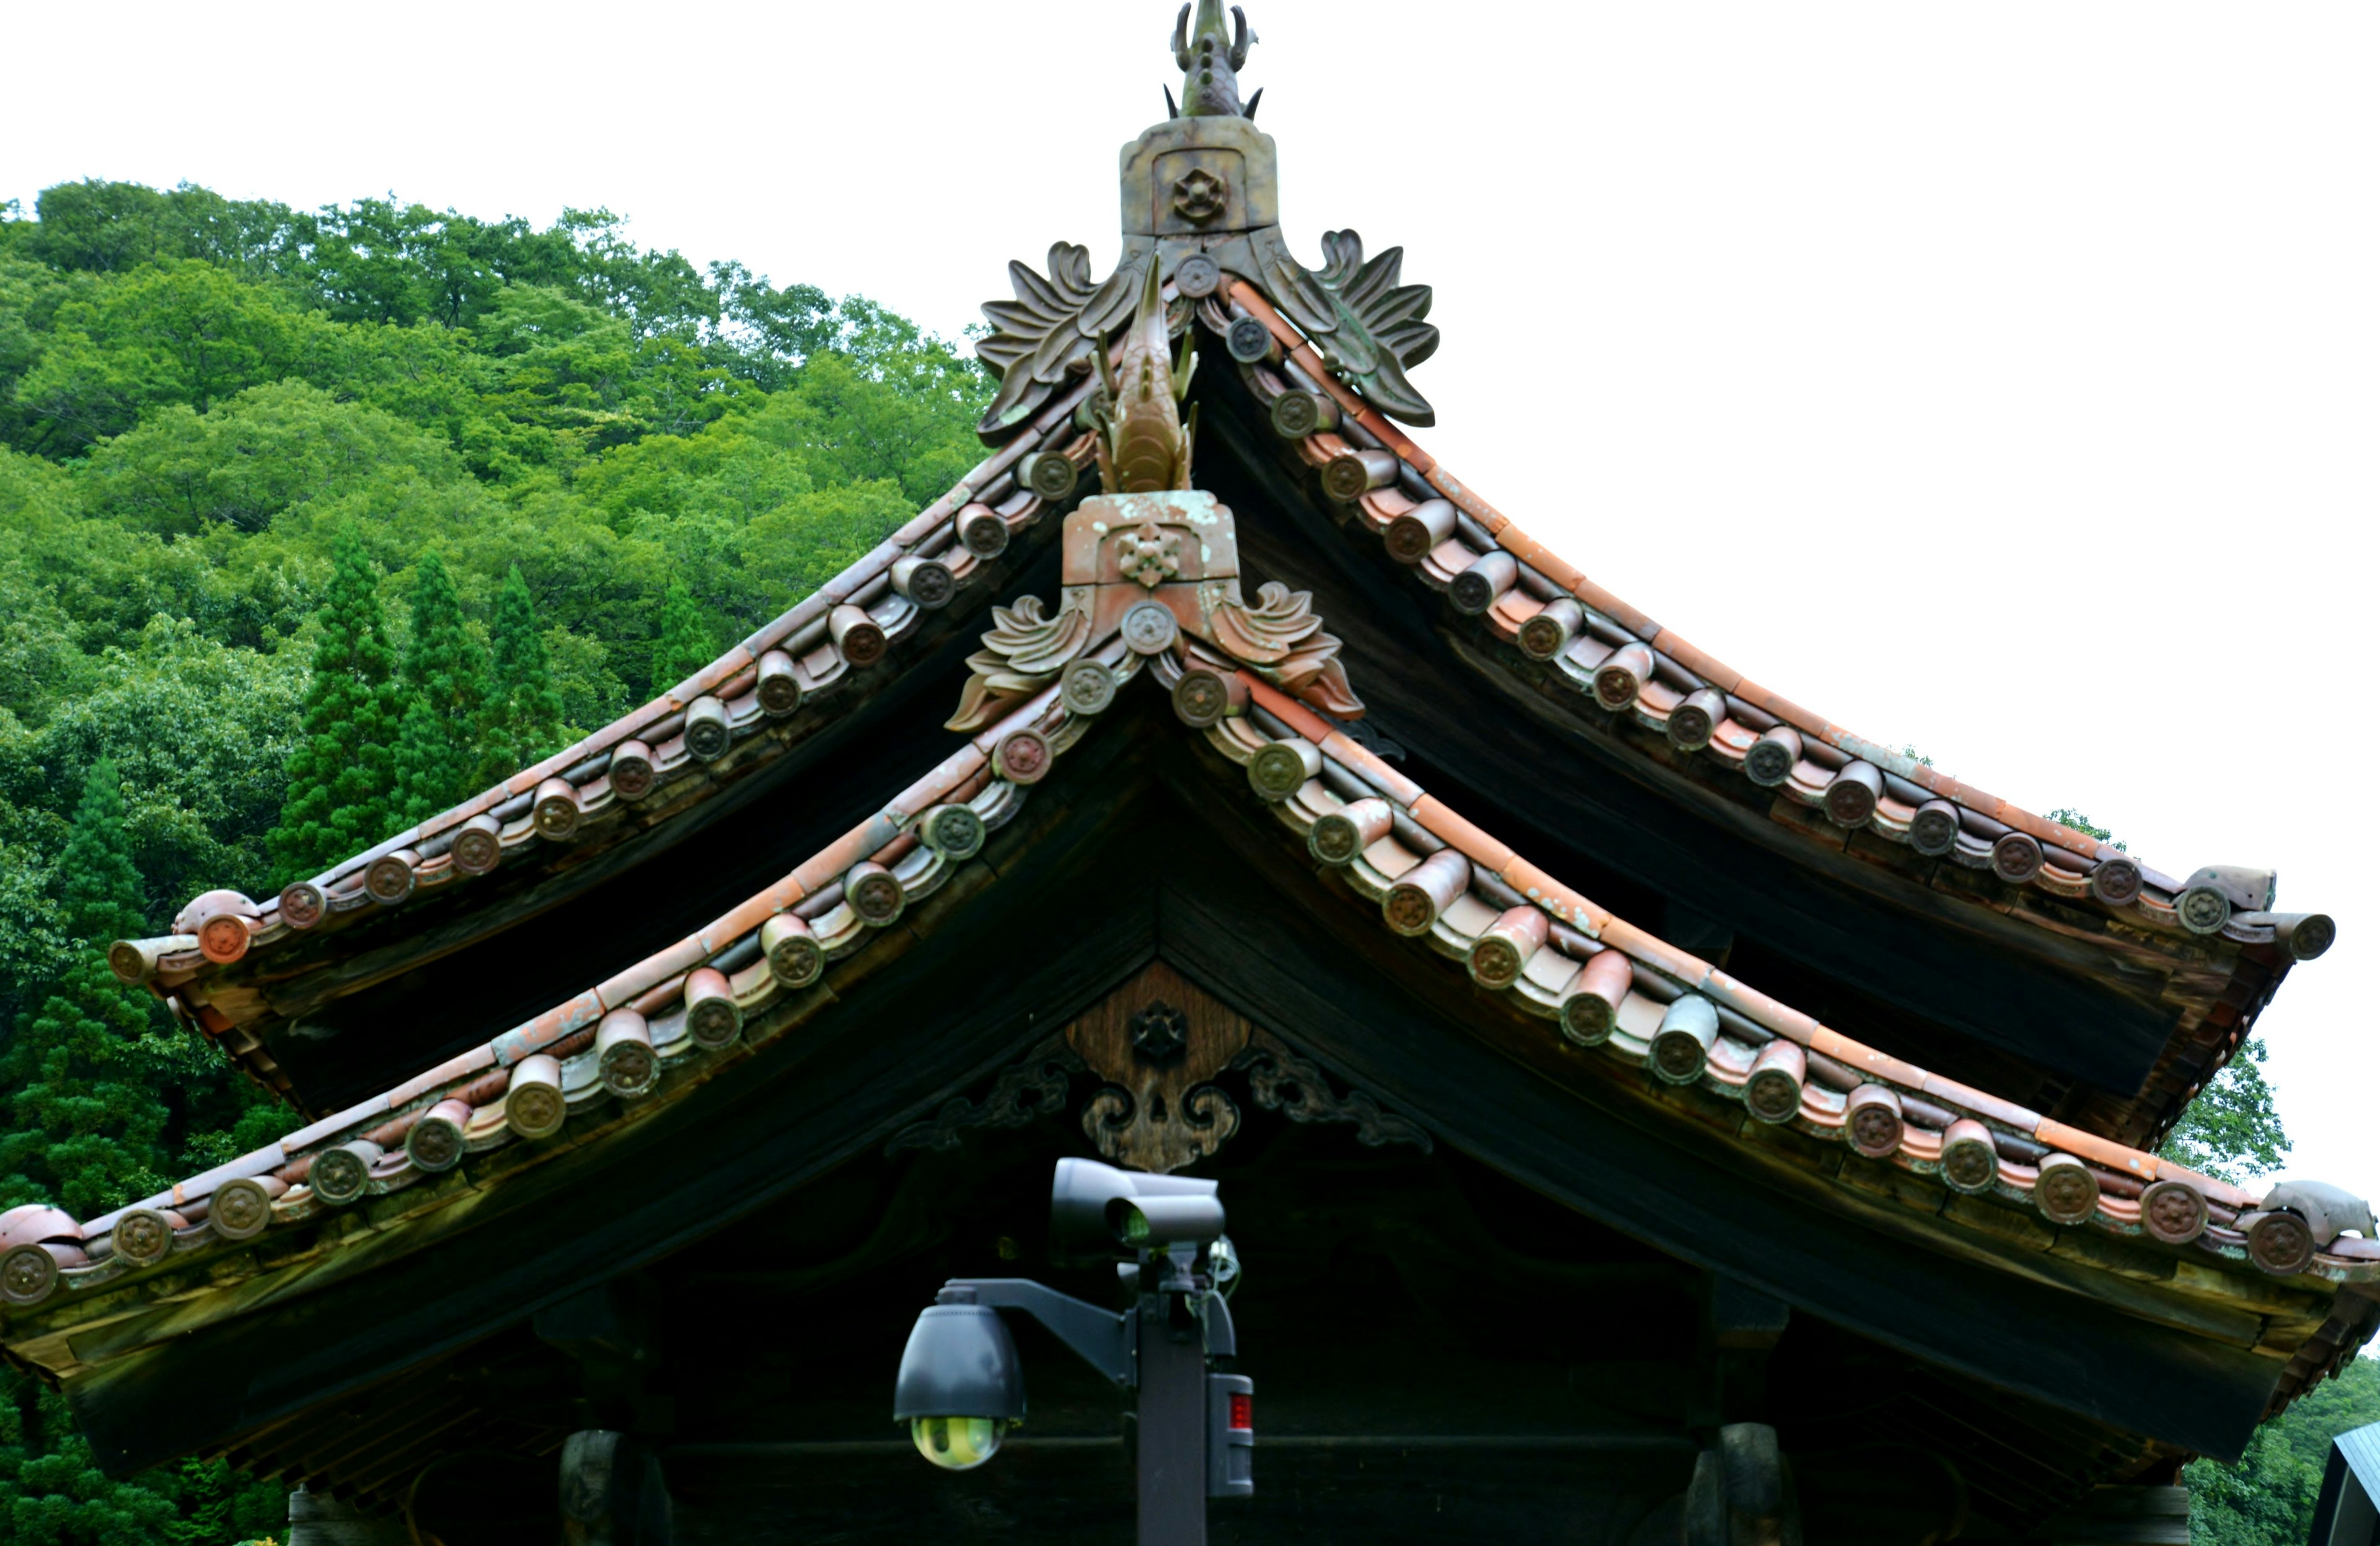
{"left": 1169, "top": 1, "right": 1259, "bottom": 119}
{"left": 970, "top": 1, "right": 1438, "bottom": 439}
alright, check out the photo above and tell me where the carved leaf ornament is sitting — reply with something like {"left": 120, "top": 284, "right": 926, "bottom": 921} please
{"left": 977, "top": 245, "right": 1144, "bottom": 438}
{"left": 1264, "top": 231, "right": 1440, "bottom": 427}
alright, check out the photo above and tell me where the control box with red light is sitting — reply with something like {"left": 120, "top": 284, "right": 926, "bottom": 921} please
{"left": 1207, "top": 1373, "right": 1254, "bottom": 1498}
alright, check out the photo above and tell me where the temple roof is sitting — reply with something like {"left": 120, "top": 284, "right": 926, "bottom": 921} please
{"left": 4, "top": 607, "right": 2374, "bottom": 1478}
{"left": 31, "top": 1, "right": 2369, "bottom": 1498}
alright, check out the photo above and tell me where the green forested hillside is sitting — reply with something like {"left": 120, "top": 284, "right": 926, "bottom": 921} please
{"left": 0, "top": 179, "right": 985, "bottom": 1540}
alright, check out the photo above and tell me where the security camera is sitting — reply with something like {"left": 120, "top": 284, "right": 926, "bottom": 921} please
{"left": 1051, "top": 1157, "right": 1227, "bottom": 1262}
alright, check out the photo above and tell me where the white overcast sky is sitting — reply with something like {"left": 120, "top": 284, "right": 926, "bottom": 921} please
{"left": 6, "top": 2, "right": 2374, "bottom": 1193}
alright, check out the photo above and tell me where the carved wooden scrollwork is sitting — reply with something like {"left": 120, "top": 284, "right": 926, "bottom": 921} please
{"left": 1232, "top": 1029, "right": 1432, "bottom": 1153}
{"left": 1066, "top": 961, "right": 1250, "bottom": 1174}
{"left": 885, "top": 1039, "right": 1085, "bottom": 1154}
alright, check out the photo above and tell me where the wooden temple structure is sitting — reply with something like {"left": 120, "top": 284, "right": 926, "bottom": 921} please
{"left": 5, "top": 7, "right": 2372, "bottom": 1542}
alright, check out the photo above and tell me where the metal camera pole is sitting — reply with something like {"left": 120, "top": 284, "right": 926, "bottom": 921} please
{"left": 894, "top": 1160, "right": 1252, "bottom": 1545}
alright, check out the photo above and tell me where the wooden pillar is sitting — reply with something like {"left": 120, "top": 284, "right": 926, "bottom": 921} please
{"left": 1698, "top": 1272, "right": 1791, "bottom": 1430}
{"left": 560, "top": 1430, "right": 674, "bottom": 1546}
{"left": 1683, "top": 1423, "right": 1802, "bottom": 1546}
{"left": 286, "top": 1488, "right": 411, "bottom": 1545}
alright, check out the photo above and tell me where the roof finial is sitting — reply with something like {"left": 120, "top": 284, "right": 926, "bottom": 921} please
{"left": 1170, "top": 1, "right": 1256, "bottom": 118}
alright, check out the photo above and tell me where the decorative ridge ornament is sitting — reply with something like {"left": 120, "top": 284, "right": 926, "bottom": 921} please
{"left": 946, "top": 488, "right": 1362, "bottom": 732}
{"left": 1170, "top": 1, "right": 1259, "bottom": 120}
{"left": 1093, "top": 260, "right": 1198, "bottom": 494}
{"left": 971, "top": 3, "right": 1438, "bottom": 438}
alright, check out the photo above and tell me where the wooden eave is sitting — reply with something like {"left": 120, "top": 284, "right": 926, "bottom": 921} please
{"left": 8, "top": 670, "right": 2371, "bottom": 1484}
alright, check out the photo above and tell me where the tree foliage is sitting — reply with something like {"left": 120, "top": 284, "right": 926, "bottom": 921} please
{"left": 268, "top": 525, "right": 403, "bottom": 877}
{"left": 0, "top": 177, "right": 988, "bottom": 1537}
{"left": 2187, "top": 1358, "right": 2380, "bottom": 1546}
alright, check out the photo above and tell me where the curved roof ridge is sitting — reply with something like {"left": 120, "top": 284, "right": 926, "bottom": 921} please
{"left": 118, "top": 378, "right": 1103, "bottom": 1092}
{"left": 1203, "top": 665, "right": 2376, "bottom": 1290}
{"left": 7, "top": 646, "right": 2366, "bottom": 1413}
{"left": 1218, "top": 280, "right": 2334, "bottom": 963}
{"left": 1, "top": 665, "right": 1092, "bottom": 1317}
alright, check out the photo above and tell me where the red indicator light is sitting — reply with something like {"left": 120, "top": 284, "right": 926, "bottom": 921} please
{"left": 1229, "top": 1392, "right": 1253, "bottom": 1431}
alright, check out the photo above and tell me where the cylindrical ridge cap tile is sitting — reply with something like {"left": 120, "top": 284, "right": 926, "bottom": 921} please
{"left": 1248, "top": 739, "right": 1323, "bottom": 802}
{"left": 1908, "top": 799, "right": 1960, "bottom": 857}
{"left": 756, "top": 650, "right": 804, "bottom": 716}
{"left": 451, "top": 813, "right": 504, "bottom": 874}
{"left": 405, "top": 1099, "right": 474, "bottom": 1173}
{"left": 1594, "top": 643, "right": 1654, "bottom": 712}
{"left": 1310, "top": 799, "right": 1393, "bottom": 866}
{"left": 995, "top": 727, "right": 1052, "bottom": 784}
{"left": 609, "top": 739, "right": 657, "bottom": 801}
{"left": 1649, "top": 996, "right": 1721, "bottom": 1085}
{"left": 1744, "top": 726, "right": 1802, "bottom": 788}
{"left": 1823, "top": 762, "right": 1884, "bottom": 829}
{"left": 311, "top": 1140, "right": 382, "bottom": 1205}
{"left": 761, "top": 913, "right": 826, "bottom": 989}
{"left": 845, "top": 860, "right": 906, "bottom": 926}
{"left": 1383, "top": 848, "right": 1472, "bottom": 937}
{"left": 111, "top": 1206, "right": 178, "bottom": 1268}
{"left": 209, "top": 1175, "right": 285, "bottom": 1241}
{"left": 1667, "top": 689, "right": 1727, "bottom": 752}
{"left": 1384, "top": 499, "right": 1457, "bottom": 564}
{"left": 532, "top": 777, "right": 582, "bottom": 841}
{"left": 1559, "top": 949, "right": 1634, "bottom": 1046}
{"left": 2139, "top": 1179, "right": 2209, "bottom": 1244}
{"left": 1271, "top": 389, "right": 1338, "bottom": 439}
{"left": 684, "top": 965, "right": 743, "bottom": 1049}
{"left": 1323, "top": 447, "right": 1399, "bottom": 501}
{"left": 891, "top": 554, "right": 956, "bottom": 610}
{"left": 684, "top": 695, "right": 731, "bottom": 762}
{"left": 2089, "top": 853, "right": 2143, "bottom": 907}
{"left": 1225, "top": 314, "right": 1280, "bottom": 364}
{"left": 1743, "top": 1041, "right": 1807, "bottom": 1125}
{"left": 919, "top": 802, "right": 986, "bottom": 861}
{"left": 1018, "top": 449, "right": 1080, "bottom": 501}
{"left": 1171, "top": 668, "right": 1245, "bottom": 727}
{"left": 2035, "top": 1153, "right": 2101, "bottom": 1225}
{"left": 1448, "top": 551, "right": 1518, "bottom": 617}
{"left": 1991, "top": 831, "right": 2045, "bottom": 885}
{"left": 1939, "top": 1120, "right": 2000, "bottom": 1195}
{"left": 1517, "top": 597, "right": 1582, "bottom": 661}
{"left": 1844, "top": 1084, "right": 1905, "bottom": 1159}
{"left": 596, "top": 1008, "right": 657, "bottom": 1099}
{"left": 1468, "top": 907, "right": 1548, "bottom": 990}
{"left": 829, "top": 602, "right": 888, "bottom": 668}
{"left": 506, "top": 1055, "right": 567, "bottom": 1140}
{"left": 2244, "top": 1209, "right": 2317, "bottom": 1276}
{"left": 363, "top": 850, "right": 419, "bottom": 905}
{"left": 957, "top": 504, "right": 1010, "bottom": 560}
{"left": 1060, "top": 658, "right": 1117, "bottom": 716}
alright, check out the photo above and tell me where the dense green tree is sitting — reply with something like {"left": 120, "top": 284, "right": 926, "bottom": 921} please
{"left": 650, "top": 581, "right": 716, "bottom": 690}
{"left": 12, "top": 260, "right": 317, "bottom": 453}
{"left": 2188, "top": 1357, "right": 2380, "bottom": 1546}
{"left": 0, "top": 760, "right": 165, "bottom": 1216}
{"left": 2161, "top": 1036, "right": 2292, "bottom": 1185}
{"left": 476, "top": 564, "right": 565, "bottom": 783}
{"left": 392, "top": 550, "right": 485, "bottom": 821}
{"left": 269, "top": 527, "right": 405, "bottom": 879}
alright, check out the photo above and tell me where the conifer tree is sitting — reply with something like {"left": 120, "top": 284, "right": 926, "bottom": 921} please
{"left": 475, "top": 564, "right": 565, "bottom": 785}
{"left": 0, "top": 760, "right": 166, "bottom": 1216}
{"left": 269, "top": 525, "right": 405, "bottom": 879}
{"left": 392, "top": 550, "right": 486, "bottom": 822}
{"left": 650, "top": 581, "right": 715, "bottom": 692}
